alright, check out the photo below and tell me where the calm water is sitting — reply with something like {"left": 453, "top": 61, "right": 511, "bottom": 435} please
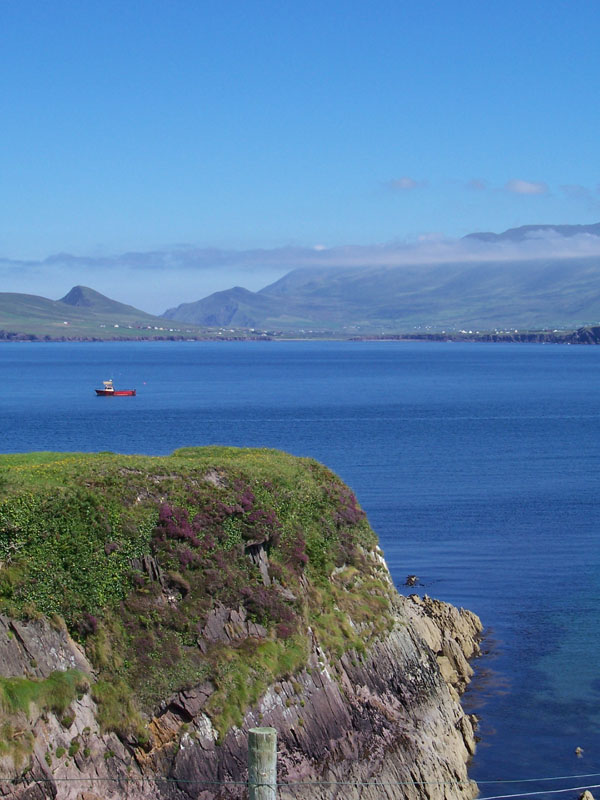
{"left": 1, "top": 341, "right": 599, "bottom": 792}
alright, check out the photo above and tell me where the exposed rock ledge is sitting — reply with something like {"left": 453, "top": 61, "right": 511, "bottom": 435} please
{"left": 0, "top": 588, "right": 482, "bottom": 800}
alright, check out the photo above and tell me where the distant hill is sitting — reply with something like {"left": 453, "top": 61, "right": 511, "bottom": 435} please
{"left": 464, "top": 221, "right": 600, "bottom": 242}
{"left": 59, "top": 285, "right": 148, "bottom": 315}
{"left": 0, "top": 286, "right": 206, "bottom": 340}
{"left": 163, "top": 286, "right": 285, "bottom": 328}
{"left": 162, "top": 255, "right": 600, "bottom": 332}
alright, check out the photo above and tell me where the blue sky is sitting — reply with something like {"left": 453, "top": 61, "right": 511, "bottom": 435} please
{"left": 2, "top": 0, "right": 600, "bottom": 310}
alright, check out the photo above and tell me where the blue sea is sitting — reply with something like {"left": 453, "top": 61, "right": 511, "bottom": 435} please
{"left": 1, "top": 340, "right": 599, "bottom": 795}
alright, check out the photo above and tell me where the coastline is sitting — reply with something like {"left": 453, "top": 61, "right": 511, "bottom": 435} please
{"left": 3, "top": 322, "right": 600, "bottom": 343}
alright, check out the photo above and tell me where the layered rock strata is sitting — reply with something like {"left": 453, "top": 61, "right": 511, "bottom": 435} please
{"left": 0, "top": 589, "right": 481, "bottom": 800}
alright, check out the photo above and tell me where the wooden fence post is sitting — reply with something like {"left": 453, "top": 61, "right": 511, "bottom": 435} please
{"left": 248, "top": 727, "right": 277, "bottom": 800}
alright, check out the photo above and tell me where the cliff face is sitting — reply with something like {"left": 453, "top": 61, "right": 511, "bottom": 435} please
{"left": 0, "top": 581, "right": 481, "bottom": 800}
{"left": 0, "top": 449, "right": 482, "bottom": 800}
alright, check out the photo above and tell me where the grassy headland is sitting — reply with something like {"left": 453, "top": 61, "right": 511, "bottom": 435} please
{"left": 0, "top": 448, "right": 393, "bottom": 743}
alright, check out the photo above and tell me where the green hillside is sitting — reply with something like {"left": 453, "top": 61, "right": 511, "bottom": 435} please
{"left": 0, "top": 286, "right": 206, "bottom": 340}
{"left": 60, "top": 285, "right": 152, "bottom": 316}
{"left": 163, "top": 286, "right": 285, "bottom": 328}
{"left": 163, "top": 255, "right": 600, "bottom": 332}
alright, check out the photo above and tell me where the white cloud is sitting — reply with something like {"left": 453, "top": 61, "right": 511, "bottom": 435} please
{"left": 386, "top": 176, "right": 425, "bottom": 191}
{"left": 504, "top": 179, "right": 549, "bottom": 195}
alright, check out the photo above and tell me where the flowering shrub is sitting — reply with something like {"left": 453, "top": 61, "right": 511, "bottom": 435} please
{"left": 279, "top": 529, "right": 309, "bottom": 575}
{"left": 76, "top": 613, "right": 98, "bottom": 637}
{"left": 275, "top": 621, "right": 295, "bottom": 639}
{"left": 240, "top": 585, "right": 297, "bottom": 628}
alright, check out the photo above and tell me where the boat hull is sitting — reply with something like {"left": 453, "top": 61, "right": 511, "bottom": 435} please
{"left": 95, "top": 389, "right": 136, "bottom": 396}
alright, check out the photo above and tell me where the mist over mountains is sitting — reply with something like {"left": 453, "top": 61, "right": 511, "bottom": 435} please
{"left": 4, "top": 222, "right": 600, "bottom": 336}
{"left": 5, "top": 220, "right": 600, "bottom": 315}
{"left": 162, "top": 223, "right": 600, "bottom": 332}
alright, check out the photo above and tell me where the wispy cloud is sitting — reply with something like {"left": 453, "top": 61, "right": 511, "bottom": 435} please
{"left": 556, "top": 183, "right": 600, "bottom": 212}
{"left": 466, "top": 179, "right": 487, "bottom": 191}
{"left": 388, "top": 177, "right": 597, "bottom": 201}
{"left": 504, "top": 179, "right": 549, "bottom": 195}
{"left": 386, "top": 176, "right": 426, "bottom": 191}
{"left": 4, "top": 229, "right": 600, "bottom": 277}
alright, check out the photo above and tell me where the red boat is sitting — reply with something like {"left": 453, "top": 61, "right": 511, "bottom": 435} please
{"left": 95, "top": 380, "right": 136, "bottom": 396}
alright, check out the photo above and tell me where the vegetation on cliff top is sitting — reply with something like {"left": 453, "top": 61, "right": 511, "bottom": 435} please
{"left": 0, "top": 447, "right": 393, "bottom": 742}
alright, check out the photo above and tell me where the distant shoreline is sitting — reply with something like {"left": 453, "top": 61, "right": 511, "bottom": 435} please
{"left": 0, "top": 334, "right": 274, "bottom": 343}
{"left": 350, "top": 328, "right": 600, "bottom": 344}
{"left": 2, "top": 326, "right": 600, "bottom": 344}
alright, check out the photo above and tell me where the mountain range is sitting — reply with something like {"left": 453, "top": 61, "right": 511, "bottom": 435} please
{"left": 163, "top": 222, "right": 600, "bottom": 332}
{"left": 5, "top": 222, "right": 600, "bottom": 338}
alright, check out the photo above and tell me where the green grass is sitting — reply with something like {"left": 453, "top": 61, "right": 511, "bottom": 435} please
{"left": 91, "top": 679, "right": 148, "bottom": 741}
{"left": 206, "top": 635, "right": 309, "bottom": 739}
{"left": 0, "top": 670, "right": 88, "bottom": 717}
{"left": 0, "top": 670, "right": 88, "bottom": 768}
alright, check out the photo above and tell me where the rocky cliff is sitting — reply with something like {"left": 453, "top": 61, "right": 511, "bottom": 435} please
{"left": 0, "top": 448, "right": 482, "bottom": 800}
